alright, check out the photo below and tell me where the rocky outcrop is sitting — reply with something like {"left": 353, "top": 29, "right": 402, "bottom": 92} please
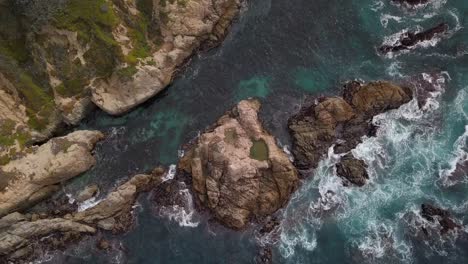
{"left": 0, "top": 0, "right": 243, "bottom": 164}
{"left": 380, "top": 23, "right": 449, "bottom": 54}
{"left": 0, "top": 213, "right": 96, "bottom": 260}
{"left": 289, "top": 81, "right": 412, "bottom": 184}
{"left": 0, "top": 167, "right": 166, "bottom": 262}
{"left": 336, "top": 153, "right": 369, "bottom": 187}
{"left": 0, "top": 130, "right": 103, "bottom": 217}
{"left": 421, "top": 203, "right": 462, "bottom": 234}
{"left": 72, "top": 167, "right": 165, "bottom": 232}
{"left": 179, "top": 99, "right": 299, "bottom": 229}
{"left": 92, "top": 0, "right": 243, "bottom": 114}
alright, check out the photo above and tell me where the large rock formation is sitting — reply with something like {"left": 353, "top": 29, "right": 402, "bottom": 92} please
{"left": 92, "top": 0, "right": 242, "bottom": 115}
{"left": 0, "top": 167, "right": 166, "bottom": 262}
{"left": 0, "top": 0, "right": 243, "bottom": 163}
{"left": 289, "top": 81, "right": 412, "bottom": 185}
{"left": 179, "top": 99, "right": 299, "bottom": 229}
{"left": 0, "top": 130, "right": 104, "bottom": 217}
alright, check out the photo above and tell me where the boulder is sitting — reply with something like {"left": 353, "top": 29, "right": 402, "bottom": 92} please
{"left": 336, "top": 154, "right": 369, "bottom": 186}
{"left": 0, "top": 130, "right": 104, "bottom": 217}
{"left": 76, "top": 184, "right": 100, "bottom": 203}
{"left": 289, "top": 81, "right": 412, "bottom": 183}
{"left": 180, "top": 99, "right": 299, "bottom": 229}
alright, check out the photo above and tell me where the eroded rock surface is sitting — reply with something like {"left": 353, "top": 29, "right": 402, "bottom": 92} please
{"left": 179, "top": 99, "right": 299, "bottom": 229}
{"left": 0, "top": 167, "right": 166, "bottom": 262}
{"left": 0, "top": 130, "right": 104, "bottom": 217}
{"left": 289, "top": 81, "right": 412, "bottom": 185}
{"left": 92, "top": 0, "right": 243, "bottom": 114}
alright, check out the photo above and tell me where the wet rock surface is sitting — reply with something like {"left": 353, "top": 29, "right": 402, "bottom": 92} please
{"left": 392, "top": 0, "right": 430, "bottom": 7}
{"left": 336, "top": 153, "right": 369, "bottom": 186}
{"left": 179, "top": 99, "right": 299, "bottom": 229}
{"left": 379, "top": 23, "right": 449, "bottom": 54}
{"left": 421, "top": 203, "right": 462, "bottom": 234}
{"left": 289, "top": 81, "right": 412, "bottom": 174}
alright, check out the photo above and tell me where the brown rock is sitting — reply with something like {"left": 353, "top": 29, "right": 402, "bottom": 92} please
{"left": 180, "top": 99, "right": 299, "bottom": 229}
{"left": 0, "top": 130, "right": 104, "bottom": 217}
{"left": 289, "top": 81, "right": 412, "bottom": 173}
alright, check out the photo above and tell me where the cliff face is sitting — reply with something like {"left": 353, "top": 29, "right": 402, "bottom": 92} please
{"left": 0, "top": 0, "right": 242, "bottom": 164}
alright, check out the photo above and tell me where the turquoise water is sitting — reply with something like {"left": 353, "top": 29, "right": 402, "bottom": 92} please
{"left": 49, "top": 0, "right": 467, "bottom": 263}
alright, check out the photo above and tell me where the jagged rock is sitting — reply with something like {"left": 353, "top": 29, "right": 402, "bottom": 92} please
{"left": 380, "top": 23, "right": 449, "bottom": 54}
{"left": 180, "top": 99, "right": 299, "bottom": 229}
{"left": 93, "top": 0, "right": 243, "bottom": 115}
{"left": 336, "top": 154, "right": 369, "bottom": 186}
{"left": 72, "top": 168, "right": 165, "bottom": 232}
{"left": 0, "top": 213, "right": 96, "bottom": 257}
{"left": 421, "top": 203, "right": 462, "bottom": 234}
{"left": 0, "top": 130, "right": 104, "bottom": 217}
{"left": 76, "top": 184, "right": 100, "bottom": 203}
{"left": 289, "top": 81, "right": 412, "bottom": 177}
{"left": 0, "top": 167, "right": 165, "bottom": 262}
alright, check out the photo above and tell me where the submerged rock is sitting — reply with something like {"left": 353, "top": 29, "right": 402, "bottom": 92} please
{"left": 179, "top": 99, "right": 299, "bottom": 229}
{"left": 379, "top": 23, "right": 449, "bottom": 54}
{"left": 0, "top": 130, "right": 104, "bottom": 217}
{"left": 289, "top": 81, "right": 412, "bottom": 173}
{"left": 421, "top": 203, "right": 462, "bottom": 234}
{"left": 336, "top": 153, "right": 369, "bottom": 187}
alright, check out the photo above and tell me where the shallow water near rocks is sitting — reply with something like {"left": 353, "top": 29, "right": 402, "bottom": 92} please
{"left": 45, "top": 0, "right": 467, "bottom": 263}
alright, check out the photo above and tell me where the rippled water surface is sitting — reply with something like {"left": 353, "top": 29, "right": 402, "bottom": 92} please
{"left": 46, "top": 0, "right": 468, "bottom": 263}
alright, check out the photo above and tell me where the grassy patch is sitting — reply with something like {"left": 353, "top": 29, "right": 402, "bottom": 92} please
{"left": 55, "top": 78, "right": 86, "bottom": 97}
{"left": 117, "top": 66, "right": 138, "bottom": 79}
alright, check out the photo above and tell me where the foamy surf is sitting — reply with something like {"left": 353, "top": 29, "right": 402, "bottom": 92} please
{"left": 158, "top": 187, "right": 200, "bottom": 228}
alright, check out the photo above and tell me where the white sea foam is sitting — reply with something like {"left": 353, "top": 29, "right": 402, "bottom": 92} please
{"left": 77, "top": 197, "right": 103, "bottom": 212}
{"left": 386, "top": 61, "right": 404, "bottom": 77}
{"left": 162, "top": 164, "right": 177, "bottom": 182}
{"left": 159, "top": 186, "right": 199, "bottom": 228}
{"left": 380, "top": 14, "right": 403, "bottom": 28}
{"left": 278, "top": 72, "right": 461, "bottom": 261}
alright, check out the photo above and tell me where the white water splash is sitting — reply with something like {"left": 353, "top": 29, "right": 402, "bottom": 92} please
{"left": 162, "top": 164, "right": 177, "bottom": 182}
{"left": 77, "top": 197, "right": 103, "bottom": 212}
{"left": 159, "top": 186, "right": 199, "bottom": 228}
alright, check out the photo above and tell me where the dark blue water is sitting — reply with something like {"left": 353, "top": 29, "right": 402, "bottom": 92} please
{"left": 46, "top": 0, "right": 468, "bottom": 263}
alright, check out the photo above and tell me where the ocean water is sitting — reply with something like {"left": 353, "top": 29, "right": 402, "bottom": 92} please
{"left": 45, "top": 0, "right": 467, "bottom": 263}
